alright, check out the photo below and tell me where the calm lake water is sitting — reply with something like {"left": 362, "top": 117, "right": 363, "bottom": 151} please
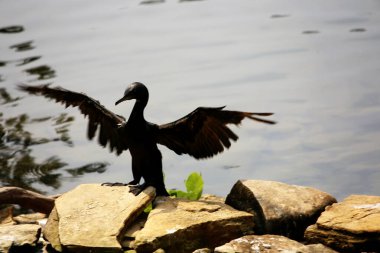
{"left": 1, "top": 0, "right": 380, "bottom": 200}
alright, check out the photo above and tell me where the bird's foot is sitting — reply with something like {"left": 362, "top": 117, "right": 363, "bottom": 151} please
{"left": 128, "top": 183, "right": 146, "bottom": 196}
{"left": 101, "top": 182, "right": 146, "bottom": 196}
{"left": 101, "top": 182, "right": 128, "bottom": 186}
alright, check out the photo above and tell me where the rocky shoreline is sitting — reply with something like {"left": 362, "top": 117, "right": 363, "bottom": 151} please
{"left": 1, "top": 180, "right": 379, "bottom": 252}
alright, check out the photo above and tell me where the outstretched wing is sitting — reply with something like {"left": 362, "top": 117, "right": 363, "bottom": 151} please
{"left": 157, "top": 106, "right": 275, "bottom": 159}
{"left": 18, "top": 84, "right": 128, "bottom": 155}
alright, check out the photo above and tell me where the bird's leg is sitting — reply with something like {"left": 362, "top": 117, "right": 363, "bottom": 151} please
{"left": 143, "top": 168, "right": 169, "bottom": 196}
{"left": 130, "top": 161, "right": 142, "bottom": 185}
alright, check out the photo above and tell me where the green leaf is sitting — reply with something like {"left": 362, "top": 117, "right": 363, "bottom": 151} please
{"left": 185, "top": 172, "right": 203, "bottom": 200}
{"left": 167, "top": 172, "right": 204, "bottom": 201}
{"left": 168, "top": 189, "right": 189, "bottom": 199}
{"left": 144, "top": 203, "right": 152, "bottom": 213}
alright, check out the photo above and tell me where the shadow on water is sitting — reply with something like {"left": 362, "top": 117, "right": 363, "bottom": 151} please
{"left": 0, "top": 25, "right": 109, "bottom": 193}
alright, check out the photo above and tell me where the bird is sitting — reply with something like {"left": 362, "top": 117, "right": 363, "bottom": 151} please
{"left": 18, "top": 82, "right": 275, "bottom": 196}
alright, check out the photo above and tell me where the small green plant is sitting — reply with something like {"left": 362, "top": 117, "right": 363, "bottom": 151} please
{"left": 168, "top": 172, "right": 204, "bottom": 200}
{"left": 144, "top": 172, "right": 204, "bottom": 213}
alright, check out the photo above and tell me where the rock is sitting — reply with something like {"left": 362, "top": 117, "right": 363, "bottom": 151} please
{"left": 153, "top": 249, "right": 165, "bottom": 253}
{"left": 43, "top": 206, "right": 62, "bottom": 252}
{"left": 225, "top": 180, "right": 336, "bottom": 239}
{"left": 199, "top": 194, "right": 225, "bottom": 203}
{"left": 13, "top": 212, "right": 46, "bottom": 224}
{"left": 0, "top": 224, "right": 41, "bottom": 252}
{"left": 43, "top": 184, "right": 155, "bottom": 252}
{"left": 192, "top": 248, "right": 212, "bottom": 253}
{"left": 305, "top": 194, "right": 380, "bottom": 252}
{"left": 0, "top": 206, "right": 16, "bottom": 226}
{"left": 127, "top": 197, "right": 255, "bottom": 253}
{"left": 214, "top": 234, "right": 337, "bottom": 253}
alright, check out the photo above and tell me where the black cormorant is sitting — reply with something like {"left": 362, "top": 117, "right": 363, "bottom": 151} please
{"left": 19, "top": 82, "right": 275, "bottom": 196}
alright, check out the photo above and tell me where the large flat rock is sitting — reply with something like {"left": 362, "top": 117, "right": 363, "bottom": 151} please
{"left": 214, "top": 234, "right": 337, "bottom": 253}
{"left": 127, "top": 197, "right": 255, "bottom": 253}
{"left": 43, "top": 184, "right": 155, "bottom": 252}
{"left": 226, "top": 180, "right": 336, "bottom": 239}
{"left": 305, "top": 194, "right": 380, "bottom": 252}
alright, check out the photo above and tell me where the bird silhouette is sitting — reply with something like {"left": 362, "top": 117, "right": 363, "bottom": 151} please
{"left": 19, "top": 82, "right": 275, "bottom": 196}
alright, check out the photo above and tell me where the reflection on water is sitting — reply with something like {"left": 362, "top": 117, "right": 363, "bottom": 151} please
{"left": 270, "top": 14, "right": 290, "bottom": 19}
{"left": 16, "top": 56, "right": 41, "bottom": 66}
{"left": 0, "top": 27, "right": 53, "bottom": 81}
{"left": 10, "top": 41, "right": 35, "bottom": 52}
{"left": 140, "top": 0, "right": 165, "bottom": 5}
{"left": 302, "top": 30, "right": 320, "bottom": 35}
{"left": 0, "top": 88, "right": 20, "bottom": 104}
{"left": 0, "top": 25, "right": 24, "bottom": 34}
{"left": 0, "top": 25, "right": 109, "bottom": 193}
{"left": 350, "top": 28, "right": 366, "bottom": 33}
{"left": 140, "top": 0, "right": 203, "bottom": 4}
{"left": 0, "top": 89, "right": 108, "bottom": 193}
{"left": 0, "top": 56, "right": 42, "bottom": 68}
{"left": 24, "top": 65, "right": 56, "bottom": 80}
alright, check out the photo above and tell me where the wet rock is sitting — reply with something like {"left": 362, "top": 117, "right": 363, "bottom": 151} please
{"left": 225, "top": 180, "right": 336, "bottom": 239}
{"left": 126, "top": 197, "right": 255, "bottom": 253}
{"left": 43, "top": 184, "right": 155, "bottom": 252}
{"left": 0, "top": 224, "right": 41, "bottom": 252}
{"left": 214, "top": 234, "right": 337, "bottom": 253}
{"left": 305, "top": 194, "right": 380, "bottom": 252}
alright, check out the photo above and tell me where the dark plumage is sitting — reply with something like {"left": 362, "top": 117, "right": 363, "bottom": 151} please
{"left": 19, "top": 82, "right": 275, "bottom": 196}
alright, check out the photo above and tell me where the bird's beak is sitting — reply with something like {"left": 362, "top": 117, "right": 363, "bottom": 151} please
{"left": 115, "top": 96, "right": 130, "bottom": 106}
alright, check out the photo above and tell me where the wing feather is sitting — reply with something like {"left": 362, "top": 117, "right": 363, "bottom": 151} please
{"left": 157, "top": 106, "right": 275, "bottom": 159}
{"left": 18, "top": 84, "right": 128, "bottom": 155}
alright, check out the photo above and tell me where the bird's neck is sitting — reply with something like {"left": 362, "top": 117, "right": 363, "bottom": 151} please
{"left": 129, "top": 100, "right": 146, "bottom": 122}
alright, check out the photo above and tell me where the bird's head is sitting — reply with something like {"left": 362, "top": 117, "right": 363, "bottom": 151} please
{"left": 115, "top": 82, "right": 149, "bottom": 105}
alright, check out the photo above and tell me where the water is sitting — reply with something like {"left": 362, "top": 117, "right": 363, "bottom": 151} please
{"left": 1, "top": 0, "right": 380, "bottom": 200}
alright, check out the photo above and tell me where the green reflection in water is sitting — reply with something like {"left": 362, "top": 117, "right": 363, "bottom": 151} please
{"left": 0, "top": 88, "right": 108, "bottom": 193}
{"left": 10, "top": 40, "right": 35, "bottom": 52}
{"left": 24, "top": 65, "right": 56, "bottom": 80}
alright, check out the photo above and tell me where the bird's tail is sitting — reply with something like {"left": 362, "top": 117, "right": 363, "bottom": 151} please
{"left": 248, "top": 113, "right": 276, "bottom": 124}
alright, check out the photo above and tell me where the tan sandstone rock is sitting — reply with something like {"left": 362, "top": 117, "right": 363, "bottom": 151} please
{"left": 43, "top": 184, "right": 155, "bottom": 252}
{"left": 225, "top": 180, "right": 336, "bottom": 239}
{"left": 0, "top": 206, "right": 15, "bottom": 226}
{"left": 13, "top": 212, "right": 46, "bottom": 224}
{"left": 0, "top": 224, "right": 41, "bottom": 252}
{"left": 192, "top": 248, "right": 212, "bottom": 253}
{"left": 305, "top": 194, "right": 380, "bottom": 252}
{"left": 214, "top": 234, "right": 337, "bottom": 253}
{"left": 127, "top": 197, "right": 255, "bottom": 253}
{"left": 43, "top": 206, "right": 62, "bottom": 251}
